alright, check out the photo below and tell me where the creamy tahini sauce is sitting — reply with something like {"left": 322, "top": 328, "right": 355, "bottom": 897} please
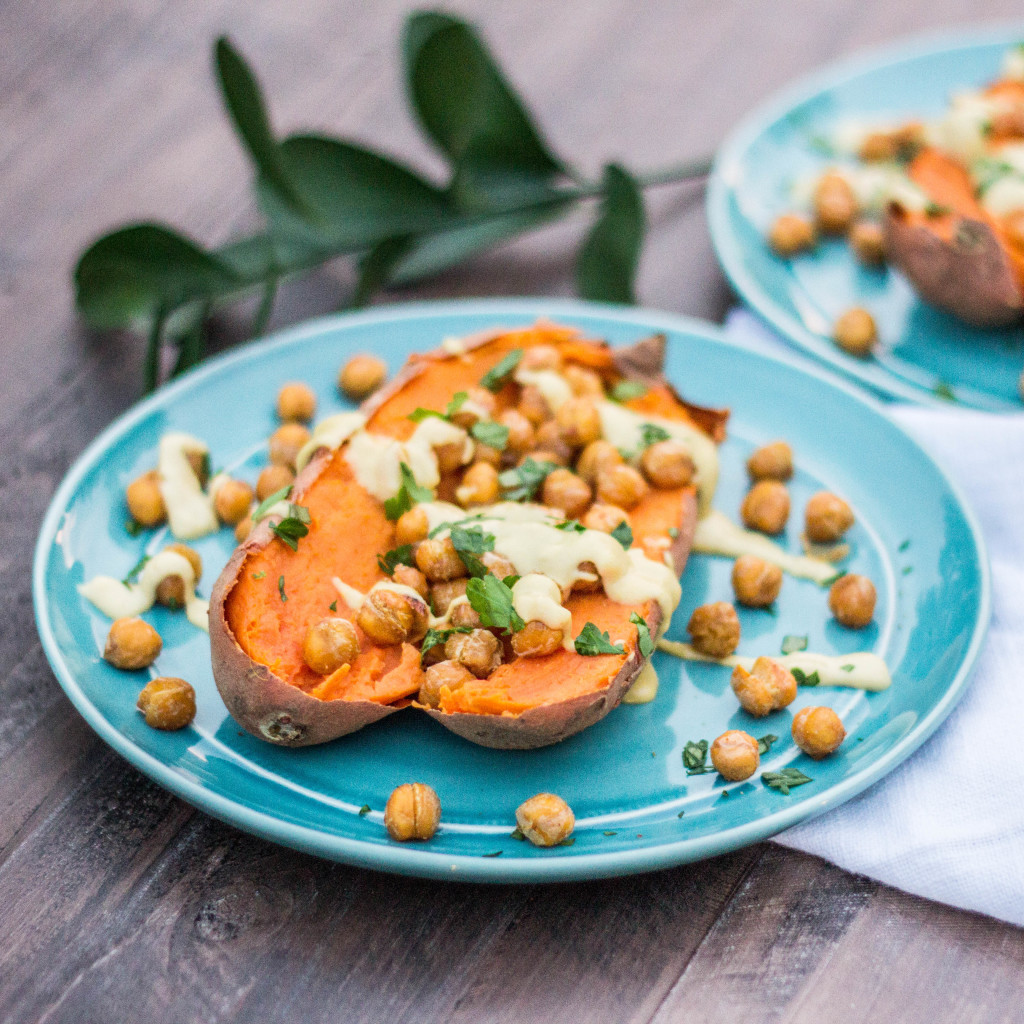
{"left": 513, "top": 366, "right": 574, "bottom": 411}
{"left": 79, "top": 550, "right": 209, "bottom": 632}
{"left": 621, "top": 660, "right": 659, "bottom": 704}
{"left": 157, "top": 433, "right": 219, "bottom": 540}
{"left": 693, "top": 510, "right": 838, "bottom": 585}
{"left": 656, "top": 639, "right": 891, "bottom": 691}
{"left": 295, "top": 412, "right": 366, "bottom": 471}
{"left": 511, "top": 573, "right": 573, "bottom": 650}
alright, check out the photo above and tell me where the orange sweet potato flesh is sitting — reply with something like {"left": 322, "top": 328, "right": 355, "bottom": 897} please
{"left": 210, "top": 322, "right": 726, "bottom": 748}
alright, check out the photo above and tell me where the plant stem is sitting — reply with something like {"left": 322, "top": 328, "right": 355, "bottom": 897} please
{"left": 636, "top": 154, "right": 715, "bottom": 188}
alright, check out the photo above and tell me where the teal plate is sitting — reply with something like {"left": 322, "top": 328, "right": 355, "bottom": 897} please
{"left": 708, "top": 24, "right": 1024, "bottom": 411}
{"left": 33, "top": 299, "right": 989, "bottom": 881}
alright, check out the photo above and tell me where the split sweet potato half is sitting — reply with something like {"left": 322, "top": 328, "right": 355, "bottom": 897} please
{"left": 209, "top": 322, "right": 727, "bottom": 749}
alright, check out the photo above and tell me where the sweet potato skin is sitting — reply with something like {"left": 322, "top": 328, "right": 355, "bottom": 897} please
{"left": 209, "top": 322, "right": 717, "bottom": 748}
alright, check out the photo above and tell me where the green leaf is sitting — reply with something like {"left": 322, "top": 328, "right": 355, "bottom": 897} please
{"left": 358, "top": 804, "right": 371, "bottom": 816}
{"left": 781, "top": 634, "right": 808, "bottom": 655}
{"left": 349, "top": 236, "right": 415, "bottom": 309}
{"left": 682, "top": 739, "right": 711, "bottom": 775}
{"left": 574, "top": 622, "right": 625, "bottom": 656}
{"left": 278, "top": 575, "right": 287, "bottom": 602}
{"left": 498, "top": 457, "right": 558, "bottom": 501}
{"left": 269, "top": 503, "right": 312, "bottom": 551}
{"left": 214, "top": 37, "right": 308, "bottom": 216}
{"left": 121, "top": 554, "right": 151, "bottom": 585}
{"left": 510, "top": 826, "right": 526, "bottom": 840}
{"left": 791, "top": 668, "right": 821, "bottom": 687}
{"left": 610, "top": 520, "right": 633, "bottom": 550}
{"left": 252, "top": 484, "right": 293, "bottom": 522}
{"left": 402, "top": 12, "right": 564, "bottom": 205}
{"left": 377, "top": 544, "right": 415, "bottom": 575}
{"left": 470, "top": 421, "right": 510, "bottom": 450}
{"left": 762, "top": 767, "right": 813, "bottom": 796}
{"left": 609, "top": 379, "right": 647, "bottom": 403}
{"left": 449, "top": 524, "right": 496, "bottom": 578}
{"left": 629, "top": 612, "right": 654, "bottom": 658}
{"left": 555, "top": 520, "right": 586, "bottom": 533}
{"left": 384, "top": 463, "right": 433, "bottom": 521}
{"left": 480, "top": 349, "right": 523, "bottom": 392}
{"left": 757, "top": 734, "right": 779, "bottom": 756}
{"left": 420, "top": 626, "right": 472, "bottom": 663}
{"left": 639, "top": 423, "right": 671, "bottom": 448}
{"left": 465, "top": 574, "right": 524, "bottom": 633}
{"left": 576, "top": 164, "right": 645, "bottom": 304}
{"left": 74, "top": 224, "right": 241, "bottom": 330}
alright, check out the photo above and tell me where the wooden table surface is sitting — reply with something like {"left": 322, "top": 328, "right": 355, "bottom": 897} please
{"left": 3, "top": 2, "right": 1022, "bottom": 1020}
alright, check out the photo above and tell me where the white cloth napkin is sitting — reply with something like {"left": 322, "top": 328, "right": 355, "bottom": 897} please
{"left": 723, "top": 309, "right": 1024, "bottom": 927}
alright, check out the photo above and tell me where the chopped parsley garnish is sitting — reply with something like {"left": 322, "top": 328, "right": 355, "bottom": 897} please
{"left": 762, "top": 767, "right": 813, "bottom": 795}
{"left": 470, "top": 420, "right": 510, "bottom": 450}
{"left": 377, "top": 544, "right": 415, "bottom": 575}
{"left": 639, "top": 422, "right": 671, "bottom": 448}
{"left": 781, "top": 634, "right": 808, "bottom": 655}
{"left": 252, "top": 484, "right": 293, "bottom": 522}
{"left": 792, "top": 667, "right": 820, "bottom": 687}
{"left": 898, "top": 539, "right": 911, "bottom": 552}
{"left": 683, "top": 739, "right": 712, "bottom": 775}
{"left": 408, "top": 391, "right": 469, "bottom": 423}
{"left": 252, "top": 570, "right": 266, "bottom": 580}
{"left": 677, "top": 810, "right": 685, "bottom": 818}
{"left": 482, "top": 850, "right": 503, "bottom": 857}
{"left": 449, "top": 524, "right": 495, "bottom": 578}
{"left": 407, "top": 407, "right": 445, "bottom": 423}
{"left": 510, "top": 826, "right": 526, "bottom": 840}
{"left": 383, "top": 462, "right": 433, "bottom": 521}
{"left": 902, "top": 565, "right": 914, "bottom": 576}
{"left": 420, "top": 626, "right": 472, "bottom": 663}
{"left": 609, "top": 379, "right": 648, "bottom": 403}
{"left": 358, "top": 804, "right": 371, "bottom": 816}
{"left": 278, "top": 575, "right": 287, "bottom": 602}
{"left": 558, "top": 837, "right": 576, "bottom": 847}
{"left": 574, "top": 622, "right": 625, "bottom": 656}
{"left": 329, "top": 600, "right": 337, "bottom": 612}
{"left": 841, "top": 663, "right": 855, "bottom": 673}
{"left": 498, "top": 457, "right": 558, "bottom": 501}
{"left": 555, "top": 519, "right": 586, "bottom": 533}
{"left": 757, "top": 734, "right": 778, "bottom": 756}
{"left": 668, "top": 527, "right": 679, "bottom": 539}
{"left": 610, "top": 520, "right": 633, "bottom": 549}
{"left": 428, "top": 513, "right": 486, "bottom": 538}
{"left": 466, "top": 574, "right": 524, "bottom": 633}
{"left": 629, "top": 612, "right": 654, "bottom": 658}
{"left": 480, "top": 349, "right": 523, "bottom": 392}
{"left": 933, "top": 380, "right": 956, "bottom": 402}
{"left": 603, "top": 830, "right": 619, "bottom": 836}
{"left": 269, "top": 503, "right": 311, "bottom": 551}
{"left": 121, "top": 554, "right": 151, "bottom": 585}
{"left": 125, "top": 519, "right": 143, "bottom": 537}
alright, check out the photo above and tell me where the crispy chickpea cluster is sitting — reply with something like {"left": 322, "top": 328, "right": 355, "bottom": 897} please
{"left": 805, "top": 491, "right": 855, "bottom": 543}
{"left": 792, "top": 706, "right": 846, "bottom": 759}
{"left": 731, "top": 656, "right": 797, "bottom": 717}
{"left": 137, "top": 677, "right": 196, "bottom": 731}
{"left": 731, "top": 555, "right": 783, "bottom": 608}
{"left": 828, "top": 573, "right": 876, "bottom": 629}
{"left": 687, "top": 602, "right": 741, "bottom": 659}
{"left": 104, "top": 617, "right": 162, "bottom": 670}
{"left": 515, "top": 792, "right": 575, "bottom": 847}
{"left": 384, "top": 783, "right": 441, "bottom": 841}
{"left": 741, "top": 480, "right": 790, "bottom": 535}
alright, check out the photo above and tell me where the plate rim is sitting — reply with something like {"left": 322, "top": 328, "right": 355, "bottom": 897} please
{"left": 707, "top": 20, "right": 1024, "bottom": 412}
{"left": 32, "top": 296, "right": 992, "bottom": 882}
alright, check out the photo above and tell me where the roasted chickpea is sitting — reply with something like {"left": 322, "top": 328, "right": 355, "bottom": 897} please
{"left": 520, "top": 344, "right": 561, "bottom": 371}
{"left": 515, "top": 792, "right": 575, "bottom": 847}
{"left": 384, "top": 782, "right": 441, "bottom": 841}
{"left": 805, "top": 491, "right": 855, "bottom": 543}
{"left": 542, "top": 468, "right": 592, "bottom": 519}
{"left": 430, "top": 578, "right": 468, "bottom": 617}
{"left": 418, "top": 660, "right": 473, "bottom": 707}
{"left": 435, "top": 440, "right": 468, "bottom": 475}
{"left": 988, "top": 106, "right": 1024, "bottom": 141}
{"left": 517, "top": 385, "right": 551, "bottom": 426}
{"left": 731, "top": 555, "right": 783, "bottom": 608}
{"left": 185, "top": 449, "right": 210, "bottom": 489}
{"left": 768, "top": 213, "right": 816, "bottom": 257}
{"left": 392, "top": 563, "right": 429, "bottom": 599}
{"left": 640, "top": 440, "right": 695, "bottom": 489}
{"left": 445, "top": 628, "right": 502, "bottom": 679}
{"left": 576, "top": 440, "right": 623, "bottom": 485}
{"left": 710, "top": 730, "right": 760, "bottom": 781}
{"left": 596, "top": 464, "right": 649, "bottom": 510}
{"left": 155, "top": 543, "right": 202, "bottom": 609}
{"left": 472, "top": 442, "right": 503, "bottom": 468}
{"left": 555, "top": 397, "right": 602, "bottom": 448}
{"left": 534, "top": 420, "right": 575, "bottom": 465}
{"left": 303, "top": 617, "right": 360, "bottom": 674}
{"left": 234, "top": 515, "right": 254, "bottom": 543}
{"left": 448, "top": 601, "right": 482, "bottom": 629}
{"left": 849, "top": 220, "right": 887, "bottom": 267}
{"left": 415, "top": 537, "right": 466, "bottom": 582}
{"left": 746, "top": 440, "right": 793, "bottom": 482}
{"left": 213, "top": 478, "right": 254, "bottom": 526}
{"left": 450, "top": 386, "right": 497, "bottom": 429}
{"left": 395, "top": 506, "right": 430, "bottom": 546}
{"left": 572, "top": 560, "right": 602, "bottom": 593}
{"left": 730, "top": 656, "right": 797, "bottom": 717}
{"left": 523, "top": 447, "right": 569, "bottom": 468}
{"left": 828, "top": 574, "right": 876, "bottom": 629}
{"left": 511, "top": 620, "right": 565, "bottom": 658}
{"left": 482, "top": 551, "right": 517, "bottom": 579}
{"left": 687, "top": 601, "right": 741, "bottom": 659}
{"left": 256, "top": 463, "right": 294, "bottom": 501}
{"left": 813, "top": 171, "right": 858, "bottom": 235}
{"left": 741, "top": 480, "right": 790, "bottom": 535}
{"left": 833, "top": 307, "right": 877, "bottom": 358}
{"left": 582, "top": 503, "right": 631, "bottom": 534}
{"left": 339, "top": 354, "right": 387, "bottom": 400}
{"left": 357, "top": 588, "right": 429, "bottom": 645}
{"left": 498, "top": 409, "right": 535, "bottom": 453}
{"left": 103, "top": 617, "right": 162, "bottom": 670}
{"left": 126, "top": 470, "right": 166, "bottom": 528}
{"left": 456, "top": 461, "right": 500, "bottom": 507}
{"left": 792, "top": 706, "right": 846, "bottom": 759}
{"left": 137, "top": 676, "right": 196, "bottom": 731}
{"left": 276, "top": 381, "right": 316, "bottom": 422}
{"left": 564, "top": 363, "right": 604, "bottom": 397}
{"left": 268, "top": 423, "right": 311, "bottom": 469}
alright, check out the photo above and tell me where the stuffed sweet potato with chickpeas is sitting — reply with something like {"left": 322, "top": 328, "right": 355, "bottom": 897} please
{"left": 209, "top": 322, "right": 727, "bottom": 749}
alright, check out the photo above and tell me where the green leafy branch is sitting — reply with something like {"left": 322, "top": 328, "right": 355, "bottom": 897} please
{"left": 74, "top": 10, "right": 712, "bottom": 391}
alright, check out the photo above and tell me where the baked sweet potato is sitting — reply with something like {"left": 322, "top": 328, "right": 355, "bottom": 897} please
{"left": 209, "top": 322, "right": 727, "bottom": 749}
